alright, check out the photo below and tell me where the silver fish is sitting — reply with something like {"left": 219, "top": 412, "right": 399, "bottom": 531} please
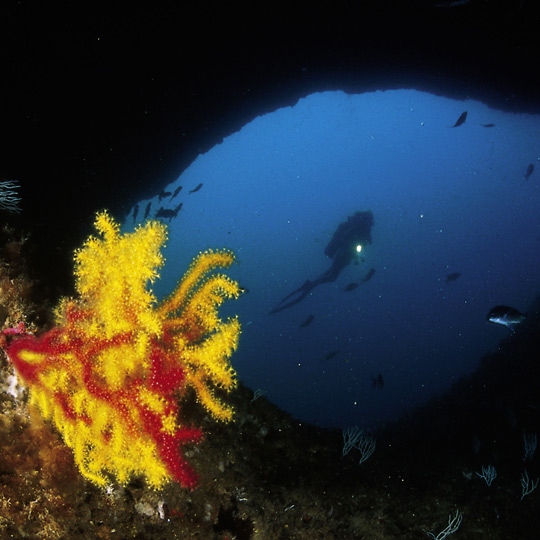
{"left": 487, "top": 305, "right": 526, "bottom": 331}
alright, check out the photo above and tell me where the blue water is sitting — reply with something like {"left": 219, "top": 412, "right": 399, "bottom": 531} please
{"left": 125, "top": 89, "right": 540, "bottom": 430}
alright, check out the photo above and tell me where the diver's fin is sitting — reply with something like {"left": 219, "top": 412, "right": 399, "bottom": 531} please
{"left": 270, "top": 280, "right": 313, "bottom": 314}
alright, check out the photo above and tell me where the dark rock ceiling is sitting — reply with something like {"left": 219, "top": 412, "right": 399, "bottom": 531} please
{"left": 2, "top": 1, "right": 539, "bottom": 291}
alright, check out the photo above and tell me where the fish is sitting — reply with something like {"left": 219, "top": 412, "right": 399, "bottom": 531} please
{"left": 299, "top": 315, "right": 314, "bottom": 328}
{"left": 344, "top": 269, "right": 374, "bottom": 291}
{"left": 450, "top": 111, "right": 467, "bottom": 128}
{"left": 189, "top": 183, "right": 203, "bottom": 194}
{"left": 155, "top": 207, "right": 175, "bottom": 219}
{"left": 481, "top": 123, "right": 495, "bottom": 128}
{"left": 170, "top": 185, "right": 183, "bottom": 200}
{"left": 487, "top": 305, "right": 526, "bottom": 331}
{"left": 158, "top": 190, "right": 172, "bottom": 202}
{"left": 155, "top": 203, "right": 183, "bottom": 222}
{"left": 363, "top": 268, "right": 375, "bottom": 282}
{"left": 143, "top": 202, "right": 152, "bottom": 220}
{"left": 524, "top": 164, "right": 534, "bottom": 180}
{"left": 132, "top": 204, "right": 139, "bottom": 223}
{"left": 322, "top": 350, "right": 340, "bottom": 362}
{"left": 344, "top": 283, "right": 359, "bottom": 292}
{"left": 445, "top": 272, "right": 461, "bottom": 283}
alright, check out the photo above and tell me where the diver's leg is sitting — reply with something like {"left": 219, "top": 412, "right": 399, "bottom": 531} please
{"left": 269, "top": 280, "right": 314, "bottom": 314}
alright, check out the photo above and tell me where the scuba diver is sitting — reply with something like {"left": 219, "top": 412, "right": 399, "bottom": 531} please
{"left": 270, "top": 210, "right": 374, "bottom": 314}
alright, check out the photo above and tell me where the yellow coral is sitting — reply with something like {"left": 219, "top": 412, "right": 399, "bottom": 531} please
{"left": 74, "top": 210, "right": 166, "bottom": 339}
{"left": 6, "top": 211, "right": 241, "bottom": 489}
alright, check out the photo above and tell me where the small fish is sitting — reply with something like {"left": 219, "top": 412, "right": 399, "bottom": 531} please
{"left": 155, "top": 203, "right": 183, "bottom": 222}
{"left": 300, "top": 315, "right": 314, "bottom": 328}
{"left": 159, "top": 190, "right": 172, "bottom": 202}
{"left": 487, "top": 305, "right": 526, "bottom": 331}
{"left": 362, "top": 268, "right": 375, "bottom": 282}
{"left": 344, "top": 283, "right": 359, "bottom": 292}
{"left": 371, "top": 372, "right": 384, "bottom": 390}
{"left": 322, "top": 350, "right": 340, "bottom": 361}
{"left": 155, "top": 207, "right": 174, "bottom": 219}
{"left": 189, "top": 183, "right": 203, "bottom": 194}
{"left": 445, "top": 272, "right": 461, "bottom": 283}
{"left": 143, "top": 202, "right": 152, "bottom": 220}
{"left": 524, "top": 164, "right": 534, "bottom": 180}
{"left": 170, "top": 185, "right": 183, "bottom": 200}
{"left": 481, "top": 123, "right": 495, "bottom": 128}
{"left": 132, "top": 204, "right": 139, "bottom": 223}
{"left": 450, "top": 111, "right": 467, "bottom": 128}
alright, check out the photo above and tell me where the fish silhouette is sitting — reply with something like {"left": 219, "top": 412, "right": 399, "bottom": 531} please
{"left": 155, "top": 203, "right": 183, "bottom": 222}
{"left": 189, "top": 183, "right": 203, "bottom": 194}
{"left": 524, "top": 164, "right": 534, "bottom": 180}
{"left": 362, "top": 268, "right": 375, "bottom": 282}
{"left": 445, "top": 272, "right": 461, "bottom": 283}
{"left": 158, "top": 190, "right": 172, "bottom": 202}
{"left": 299, "top": 315, "right": 314, "bottom": 328}
{"left": 143, "top": 202, "right": 152, "bottom": 220}
{"left": 170, "top": 185, "right": 183, "bottom": 200}
{"left": 450, "top": 111, "right": 467, "bottom": 128}
{"left": 322, "top": 350, "right": 340, "bottom": 362}
{"left": 344, "top": 283, "right": 359, "bottom": 292}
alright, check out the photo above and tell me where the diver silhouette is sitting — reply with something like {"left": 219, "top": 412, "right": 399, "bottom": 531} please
{"left": 270, "top": 210, "right": 374, "bottom": 314}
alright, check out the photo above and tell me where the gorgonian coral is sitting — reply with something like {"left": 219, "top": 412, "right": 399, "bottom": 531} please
{"left": 3, "top": 211, "right": 241, "bottom": 489}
